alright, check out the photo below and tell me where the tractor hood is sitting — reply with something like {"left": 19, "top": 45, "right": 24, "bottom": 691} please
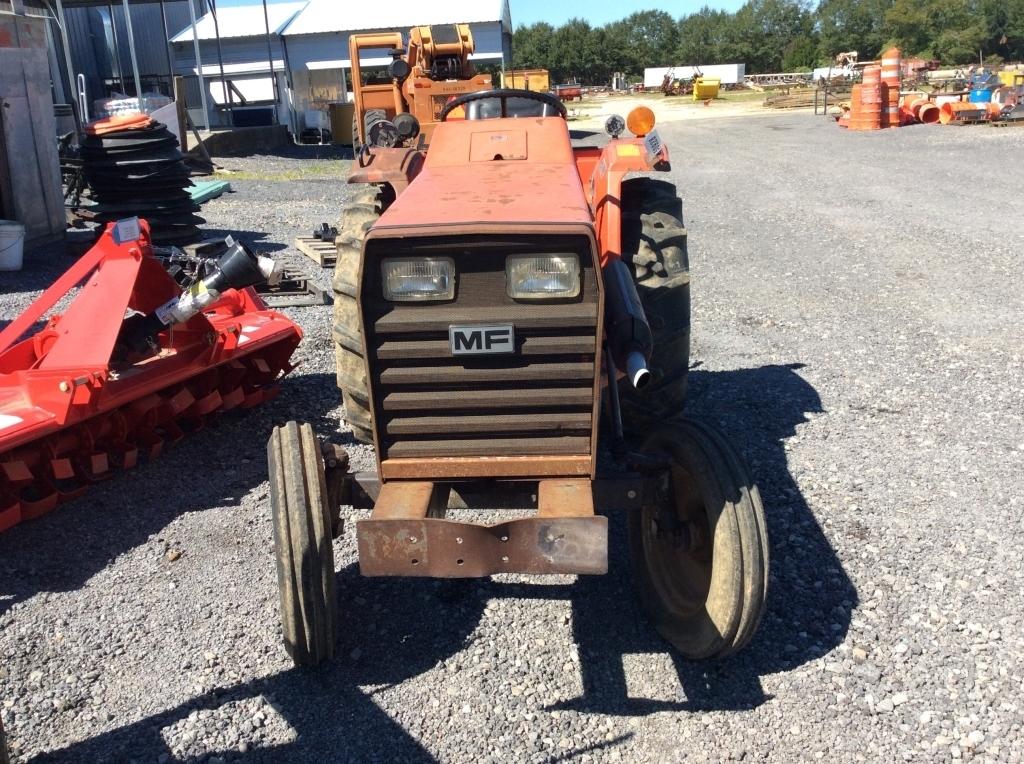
{"left": 370, "top": 117, "right": 594, "bottom": 232}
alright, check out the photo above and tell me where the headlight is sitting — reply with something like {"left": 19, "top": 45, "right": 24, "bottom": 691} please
{"left": 381, "top": 257, "right": 455, "bottom": 301}
{"left": 506, "top": 254, "right": 580, "bottom": 300}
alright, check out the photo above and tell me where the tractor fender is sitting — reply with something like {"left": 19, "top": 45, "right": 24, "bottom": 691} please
{"left": 348, "top": 147, "right": 425, "bottom": 197}
{"left": 584, "top": 138, "right": 671, "bottom": 268}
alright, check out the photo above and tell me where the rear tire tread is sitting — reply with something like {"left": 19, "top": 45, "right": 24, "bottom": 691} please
{"left": 332, "top": 185, "right": 393, "bottom": 445}
{"left": 618, "top": 177, "right": 691, "bottom": 432}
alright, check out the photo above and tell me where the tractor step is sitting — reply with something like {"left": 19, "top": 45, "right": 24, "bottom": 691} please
{"left": 356, "top": 478, "right": 608, "bottom": 577}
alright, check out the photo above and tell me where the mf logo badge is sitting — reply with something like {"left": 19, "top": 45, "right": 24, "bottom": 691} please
{"left": 449, "top": 325, "right": 515, "bottom": 355}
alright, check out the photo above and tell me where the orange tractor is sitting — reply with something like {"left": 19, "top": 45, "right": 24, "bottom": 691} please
{"left": 271, "top": 90, "right": 768, "bottom": 666}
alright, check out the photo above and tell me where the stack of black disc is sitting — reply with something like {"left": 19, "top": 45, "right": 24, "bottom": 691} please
{"left": 81, "top": 120, "right": 204, "bottom": 244}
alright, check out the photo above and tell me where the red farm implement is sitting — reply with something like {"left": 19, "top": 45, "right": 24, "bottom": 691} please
{"left": 0, "top": 220, "right": 302, "bottom": 533}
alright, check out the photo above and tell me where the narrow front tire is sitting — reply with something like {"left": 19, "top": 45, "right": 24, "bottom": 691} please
{"left": 269, "top": 421, "right": 337, "bottom": 666}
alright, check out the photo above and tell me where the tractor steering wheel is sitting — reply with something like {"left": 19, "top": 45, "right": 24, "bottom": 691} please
{"left": 439, "top": 88, "right": 568, "bottom": 121}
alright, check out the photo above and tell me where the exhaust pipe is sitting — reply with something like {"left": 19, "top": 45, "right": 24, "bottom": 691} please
{"left": 626, "top": 351, "right": 651, "bottom": 389}
{"left": 603, "top": 259, "right": 653, "bottom": 390}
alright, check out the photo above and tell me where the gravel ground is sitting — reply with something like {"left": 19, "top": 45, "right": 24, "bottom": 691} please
{"left": 2, "top": 113, "right": 1023, "bottom": 763}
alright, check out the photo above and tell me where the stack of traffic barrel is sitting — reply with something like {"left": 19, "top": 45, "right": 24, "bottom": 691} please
{"left": 840, "top": 48, "right": 915, "bottom": 131}
{"left": 881, "top": 48, "right": 902, "bottom": 127}
{"left": 81, "top": 114, "right": 203, "bottom": 244}
{"left": 845, "top": 64, "right": 884, "bottom": 131}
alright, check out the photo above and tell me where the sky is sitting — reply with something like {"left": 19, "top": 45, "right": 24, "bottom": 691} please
{"left": 509, "top": 0, "right": 748, "bottom": 27}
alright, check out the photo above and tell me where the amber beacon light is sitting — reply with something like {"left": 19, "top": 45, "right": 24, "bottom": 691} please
{"left": 626, "top": 106, "right": 656, "bottom": 137}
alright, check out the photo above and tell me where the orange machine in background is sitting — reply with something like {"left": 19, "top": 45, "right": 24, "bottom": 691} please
{"left": 349, "top": 24, "right": 492, "bottom": 149}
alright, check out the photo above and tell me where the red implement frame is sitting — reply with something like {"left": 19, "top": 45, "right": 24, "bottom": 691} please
{"left": 0, "top": 221, "right": 302, "bottom": 533}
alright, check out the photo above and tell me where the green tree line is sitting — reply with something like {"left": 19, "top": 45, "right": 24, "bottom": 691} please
{"left": 511, "top": 0, "right": 1024, "bottom": 83}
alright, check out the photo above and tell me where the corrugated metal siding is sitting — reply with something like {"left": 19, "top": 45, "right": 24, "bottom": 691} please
{"left": 65, "top": 1, "right": 203, "bottom": 101}
{"left": 65, "top": 6, "right": 107, "bottom": 101}
{"left": 110, "top": 2, "right": 171, "bottom": 77}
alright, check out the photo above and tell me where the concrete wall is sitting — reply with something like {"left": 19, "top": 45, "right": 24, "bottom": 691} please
{"left": 0, "top": 13, "right": 64, "bottom": 246}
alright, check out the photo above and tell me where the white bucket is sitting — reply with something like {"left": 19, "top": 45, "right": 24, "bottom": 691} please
{"left": 0, "top": 220, "right": 25, "bottom": 272}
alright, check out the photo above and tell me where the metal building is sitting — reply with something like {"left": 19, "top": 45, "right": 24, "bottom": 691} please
{"left": 62, "top": 1, "right": 196, "bottom": 109}
{"left": 169, "top": 0, "right": 305, "bottom": 129}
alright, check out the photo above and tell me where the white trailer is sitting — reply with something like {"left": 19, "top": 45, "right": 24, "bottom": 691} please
{"left": 644, "top": 63, "right": 745, "bottom": 89}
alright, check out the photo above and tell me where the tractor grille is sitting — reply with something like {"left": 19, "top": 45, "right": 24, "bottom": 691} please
{"left": 362, "top": 235, "right": 601, "bottom": 463}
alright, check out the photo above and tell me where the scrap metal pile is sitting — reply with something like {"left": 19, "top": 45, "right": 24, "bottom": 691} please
{"left": 78, "top": 114, "right": 204, "bottom": 244}
{"left": 0, "top": 220, "right": 301, "bottom": 533}
{"left": 839, "top": 50, "right": 1024, "bottom": 130}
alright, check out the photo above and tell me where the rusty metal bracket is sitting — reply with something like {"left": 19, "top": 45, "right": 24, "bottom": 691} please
{"left": 358, "top": 515, "right": 608, "bottom": 577}
{"left": 357, "top": 478, "right": 608, "bottom": 577}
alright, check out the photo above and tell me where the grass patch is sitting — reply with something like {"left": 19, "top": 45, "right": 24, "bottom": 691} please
{"left": 215, "top": 160, "right": 351, "bottom": 182}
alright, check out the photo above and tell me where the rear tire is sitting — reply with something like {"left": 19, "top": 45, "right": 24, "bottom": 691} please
{"left": 618, "top": 178, "right": 690, "bottom": 433}
{"left": 332, "top": 184, "right": 393, "bottom": 444}
{"left": 352, "top": 108, "right": 386, "bottom": 154}
{"left": 629, "top": 418, "right": 768, "bottom": 659}
{"left": 269, "top": 421, "right": 337, "bottom": 666}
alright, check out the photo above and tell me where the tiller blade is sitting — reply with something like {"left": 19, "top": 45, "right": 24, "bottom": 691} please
{"left": 0, "top": 220, "right": 302, "bottom": 533}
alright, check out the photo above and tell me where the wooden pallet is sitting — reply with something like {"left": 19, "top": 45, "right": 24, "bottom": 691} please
{"left": 255, "top": 268, "right": 330, "bottom": 307}
{"left": 295, "top": 236, "right": 336, "bottom": 267}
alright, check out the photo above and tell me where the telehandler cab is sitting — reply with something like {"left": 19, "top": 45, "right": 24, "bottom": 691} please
{"left": 270, "top": 89, "right": 768, "bottom": 666}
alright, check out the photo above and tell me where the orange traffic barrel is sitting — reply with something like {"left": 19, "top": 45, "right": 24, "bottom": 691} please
{"left": 939, "top": 101, "right": 989, "bottom": 124}
{"left": 918, "top": 102, "right": 940, "bottom": 124}
{"left": 847, "top": 84, "right": 863, "bottom": 117}
{"left": 850, "top": 69, "right": 883, "bottom": 131}
{"left": 899, "top": 100, "right": 916, "bottom": 124}
{"left": 900, "top": 96, "right": 938, "bottom": 124}
{"left": 881, "top": 48, "right": 901, "bottom": 127}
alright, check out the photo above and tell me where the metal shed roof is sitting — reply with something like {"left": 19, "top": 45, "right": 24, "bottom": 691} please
{"left": 170, "top": 0, "right": 307, "bottom": 43}
{"left": 281, "top": 0, "right": 509, "bottom": 37}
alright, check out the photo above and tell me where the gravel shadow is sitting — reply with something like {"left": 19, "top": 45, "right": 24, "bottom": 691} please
{"left": 547, "top": 363, "right": 858, "bottom": 714}
{"left": 190, "top": 228, "right": 290, "bottom": 254}
{"left": 28, "top": 563, "right": 635, "bottom": 762}
{"left": 27, "top": 568, "right": 473, "bottom": 763}
{"left": 0, "top": 243, "right": 79, "bottom": 298}
{"left": 8, "top": 364, "right": 856, "bottom": 758}
{"left": 0, "top": 373, "right": 339, "bottom": 618}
